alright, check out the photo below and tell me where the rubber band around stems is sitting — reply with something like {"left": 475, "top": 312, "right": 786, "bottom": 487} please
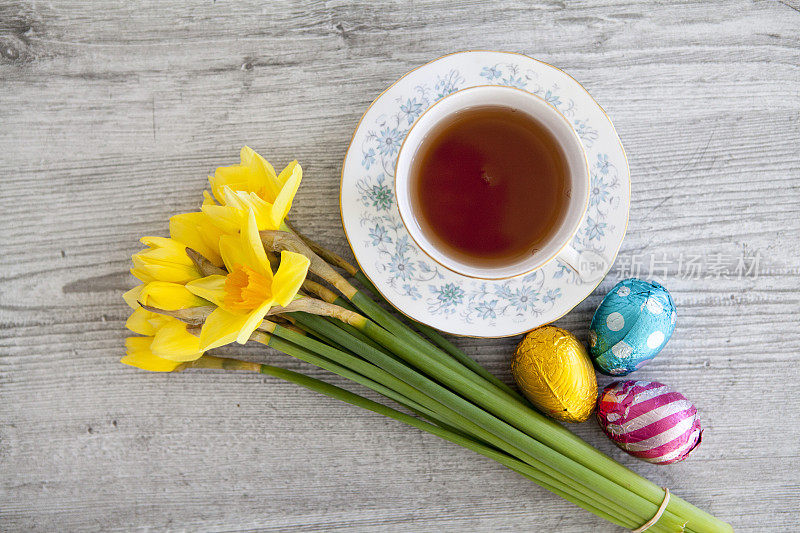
{"left": 631, "top": 489, "right": 671, "bottom": 533}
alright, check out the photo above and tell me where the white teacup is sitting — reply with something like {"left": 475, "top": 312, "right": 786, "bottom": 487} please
{"left": 395, "top": 85, "right": 606, "bottom": 281}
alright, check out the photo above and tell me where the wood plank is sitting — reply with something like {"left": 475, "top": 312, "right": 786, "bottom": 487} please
{"left": 2, "top": 0, "right": 799, "bottom": 531}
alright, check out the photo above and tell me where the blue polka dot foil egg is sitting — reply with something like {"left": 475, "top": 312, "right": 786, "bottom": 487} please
{"left": 588, "top": 279, "right": 676, "bottom": 376}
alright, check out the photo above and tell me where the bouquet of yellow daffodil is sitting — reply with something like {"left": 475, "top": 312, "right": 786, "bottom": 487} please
{"left": 123, "top": 147, "right": 731, "bottom": 533}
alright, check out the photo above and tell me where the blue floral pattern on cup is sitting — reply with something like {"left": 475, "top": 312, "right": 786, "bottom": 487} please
{"left": 360, "top": 70, "right": 465, "bottom": 176}
{"left": 341, "top": 52, "right": 630, "bottom": 335}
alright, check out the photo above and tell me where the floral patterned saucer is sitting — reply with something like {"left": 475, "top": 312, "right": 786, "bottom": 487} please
{"left": 340, "top": 51, "right": 630, "bottom": 337}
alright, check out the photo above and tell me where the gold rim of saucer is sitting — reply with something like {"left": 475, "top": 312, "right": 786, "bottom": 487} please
{"left": 338, "top": 50, "right": 631, "bottom": 339}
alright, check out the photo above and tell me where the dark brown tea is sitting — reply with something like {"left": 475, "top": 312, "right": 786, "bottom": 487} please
{"left": 409, "top": 105, "right": 569, "bottom": 268}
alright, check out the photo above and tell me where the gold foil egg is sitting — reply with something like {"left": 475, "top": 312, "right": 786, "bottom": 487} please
{"left": 512, "top": 325, "right": 598, "bottom": 423}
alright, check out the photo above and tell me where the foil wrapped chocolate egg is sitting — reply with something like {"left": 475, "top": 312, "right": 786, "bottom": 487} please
{"left": 588, "top": 278, "right": 676, "bottom": 376}
{"left": 596, "top": 380, "right": 702, "bottom": 464}
{"left": 512, "top": 325, "right": 597, "bottom": 423}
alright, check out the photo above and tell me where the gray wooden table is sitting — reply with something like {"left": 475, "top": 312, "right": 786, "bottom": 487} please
{"left": 2, "top": 1, "right": 799, "bottom": 531}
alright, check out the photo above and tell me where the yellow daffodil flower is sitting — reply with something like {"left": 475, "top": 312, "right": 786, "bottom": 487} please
{"left": 125, "top": 308, "right": 165, "bottom": 336}
{"left": 123, "top": 281, "right": 207, "bottom": 367}
{"left": 124, "top": 281, "right": 208, "bottom": 311}
{"left": 124, "top": 281, "right": 209, "bottom": 337}
{"left": 209, "top": 146, "right": 302, "bottom": 207}
{"left": 203, "top": 186, "right": 290, "bottom": 233}
{"left": 126, "top": 317, "right": 204, "bottom": 362}
{"left": 131, "top": 237, "right": 202, "bottom": 284}
{"left": 125, "top": 304, "right": 203, "bottom": 363}
{"left": 122, "top": 281, "right": 210, "bottom": 372}
{"left": 169, "top": 212, "right": 225, "bottom": 267}
{"left": 186, "top": 209, "right": 309, "bottom": 350}
{"left": 203, "top": 146, "right": 301, "bottom": 232}
{"left": 122, "top": 336, "right": 192, "bottom": 372}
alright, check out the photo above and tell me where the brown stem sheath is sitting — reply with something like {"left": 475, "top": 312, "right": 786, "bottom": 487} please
{"left": 260, "top": 230, "right": 357, "bottom": 299}
{"left": 284, "top": 220, "right": 358, "bottom": 276}
{"left": 138, "top": 303, "right": 215, "bottom": 325}
{"left": 265, "top": 297, "right": 362, "bottom": 324}
{"left": 301, "top": 279, "right": 339, "bottom": 304}
{"left": 186, "top": 247, "right": 227, "bottom": 276}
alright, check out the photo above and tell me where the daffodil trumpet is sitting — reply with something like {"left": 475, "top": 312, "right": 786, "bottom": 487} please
{"left": 121, "top": 147, "right": 732, "bottom": 533}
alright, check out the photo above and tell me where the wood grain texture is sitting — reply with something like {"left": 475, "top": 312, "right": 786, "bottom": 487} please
{"left": 1, "top": 0, "right": 799, "bottom": 531}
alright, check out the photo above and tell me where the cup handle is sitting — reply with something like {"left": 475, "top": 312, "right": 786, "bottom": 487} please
{"left": 557, "top": 245, "right": 609, "bottom": 284}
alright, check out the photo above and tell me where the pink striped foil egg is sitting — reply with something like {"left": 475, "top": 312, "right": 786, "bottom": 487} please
{"left": 596, "top": 380, "right": 702, "bottom": 465}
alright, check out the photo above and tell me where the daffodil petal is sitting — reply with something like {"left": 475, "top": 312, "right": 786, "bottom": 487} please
{"left": 137, "top": 237, "right": 198, "bottom": 272}
{"left": 123, "top": 285, "right": 144, "bottom": 309}
{"left": 202, "top": 189, "right": 217, "bottom": 206}
{"left": 198, "top": 307, "right": 250, "bottom": 351}
{"left": 132, "top": 261, "right": 199, "bottom": 284}
{"left": 146, "top": 315, "right": 172, "bottom": 334}
{"left": 149, "top": 319, "right": 204, "bottom": 361}
{"left": 270, "top": 162, "right": 302, "bottom": 228}
{"left": 277, "top": 160, "right": 300, "bottom": 187}
{"left": 241, "top": 146, "right": 279, "bottom": 199}
{"left": 126, "top": 307, "right": 158, "bottom": 335}
{"left": 220, "top": 185, "right": 249, "bottom": 211}
{"left": 140, "top": 236, "right": 185, "bottom": 252}
{"left": 169, "top": 212, "right": 224, "bottom": 267}
{"left": 210, "top": 164, "right": 252, "bottom": 204}
{"left": 235, "top": 299, "right": 274, "bottom": 344}
{"left": 271, "top": 251, "right": 310, "bottom": 306}
{"left": 122, "top": 337, "right": 184, "bottom": 372}
{"left": 219, "top": 234, "right": 249, "bottom": 273}
{"left": 222, "top": 187, "right": 277, "bottom": 231}
{"left": 135, "top": 250, "right": 194, "bottom": 268}
{"left": 139, "top": 281, "right": 209, "bottom": 310}
{"left": 131, "top": 254, "right": 200, "bottom": 284}
{"left": 185, "top": 275, "right": 227, "bottom": 307}
{"left": 130, "top": 267, "right": 156, "bottom": 284}
{"left": 202, "top": 204, "right": 245, "bottom": 235}
{"left": 242, "top": 209, "right": 273, "bottom": 279}
{"left": 210, "top": 147, "right": 284, "bottom": 204}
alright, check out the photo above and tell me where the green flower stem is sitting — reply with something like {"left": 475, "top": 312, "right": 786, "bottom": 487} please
{"left": 300, "top": 280, "right": 387, "bottom": 353}
{"left": 274, "top": 231, "right": 728, "bottom": 532}
{"left": 355, "top": 315, "right": 705, "bottom": 533}
{"left": 289, "top": 312, "right": 680, "bottom": 532}
{"left": 264, "top": 228, "right": 523, "bottom": 403}
{"left": 265, "top": 335, "right": 473, "bottom": 444}
{"left": 255, "top": 333, "right": 447, "bottom": 429}
{"left": 353, "top": 270, "right": 517, "bottom": 400}
{"left": 291, "top": 229, "right": 515, "bottom": 400}
{"left": 227, "top": 335, "right": 636, "bottom": 528}
{"left": 193, "top": 330, "right": 640, "bottom": 526}
{"left": 263, "top": 321, "right": 646, "bottom": 527}
{"left": 326, "top": 314, "right": 386, "bottom": 353}
{"left": 269, "top": 323, "right": 498, "bottom": 445}
{"left": 264, "top": 333, "right": 470, "bottom": 442}
{"left": 349, "top": 291, "right": 526, "bottom": 403}
{"left": 249, "top": 359, "right": 636, "bottom": 530}
{"left": 290, "top": 319, "right": 351, "bottom": 353}
{"left": 331, "top": 301, "right": 720, "bottom": 533}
